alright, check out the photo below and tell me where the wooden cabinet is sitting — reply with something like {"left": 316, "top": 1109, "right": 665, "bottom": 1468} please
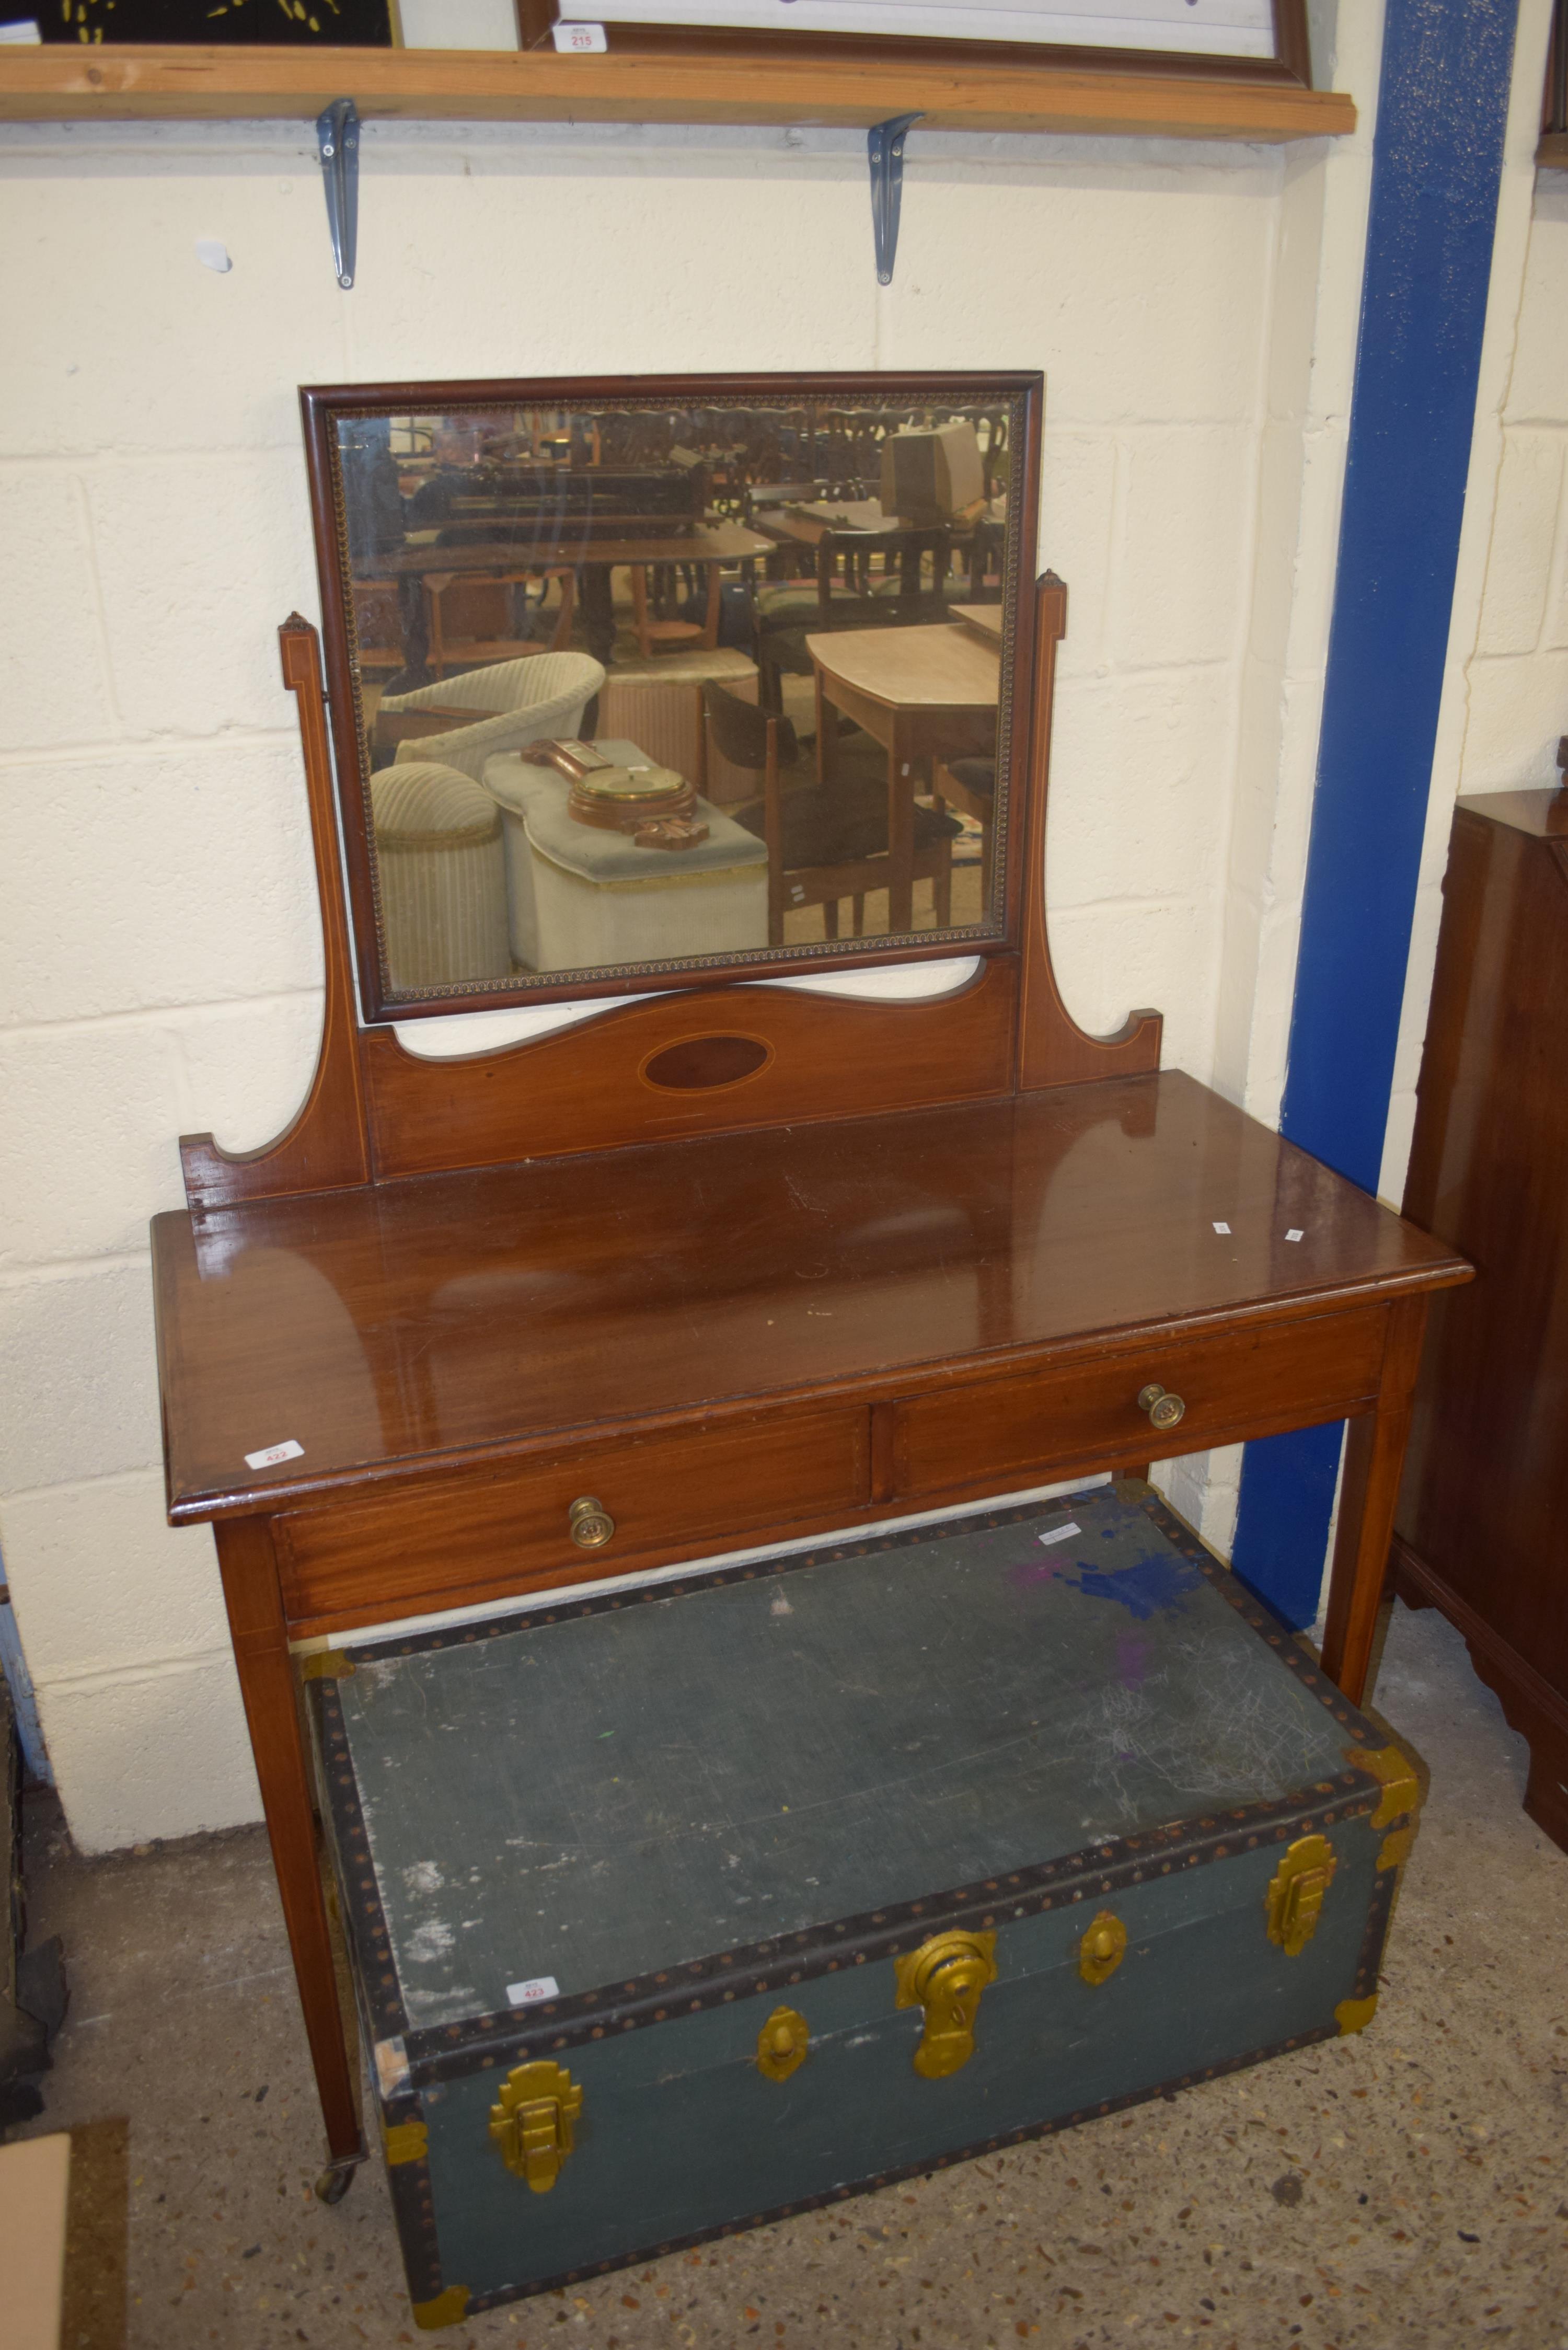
{"left": 1394, "top": 789, "right": 1568, "bottom": 1854}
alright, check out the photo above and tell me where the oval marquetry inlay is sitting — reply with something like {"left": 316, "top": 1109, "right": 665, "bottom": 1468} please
{"left": 641, "top": 1035, "right": 773, "bottom": 1092}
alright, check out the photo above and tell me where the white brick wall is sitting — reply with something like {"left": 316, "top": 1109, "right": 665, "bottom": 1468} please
{"left": 0, "top": 5, "right": 1458, "bottom": 1846}
{"left": 1458, "top": 182, "right": 1568, "bottom": 788}
{"left": 1379, "top": 0, "right": 1560, "bottom": 1212}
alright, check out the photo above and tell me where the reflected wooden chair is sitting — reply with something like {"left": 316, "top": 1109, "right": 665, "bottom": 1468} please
{"left": 628, "top": 560, "right": 721, "bottom": 660}
{"left": 422, "top": 568, "right": 576, "bottom": 678}
{"left": 933, "top": 756, "right": 997, "bottom": 902}
{"left": 350, "top": 579, "right": 407, "bottom": 675}
{"left": 699, "top": 679, "right": 958, "bottom": 947}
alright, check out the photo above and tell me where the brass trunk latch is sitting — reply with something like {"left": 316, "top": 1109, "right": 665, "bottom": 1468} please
{"left": 1352, "top": 1743, "right": 1424, "bottom": 1869}
{"left": 1078, "top": 1910, "right": 1128, "bottom": 1986}
{"left": 1265, "top": 1834, "right": 1337, "bottom": 1957}
{"left": 489, "top": 2060, "right": 583, "bottom": 2193}
{"left": 756, "top": 2006, "right": 810, "bottom": 2082}
{"left": 894, "top": 1930, "right": 998, "bottom": 2078}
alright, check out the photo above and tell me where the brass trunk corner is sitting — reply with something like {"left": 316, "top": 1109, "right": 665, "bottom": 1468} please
{"left": 1352, "top": 1743, "right": 1422, "bottom": 1831}
{"left": 300, "top": 1649, "right": 355, "bottom": 1683}
{"left": 384, "top": 2119, "right": 428, "bottom": 2167}
{"left": 412, "top": 2285, "right": 471, "bottom": 2330}
{"left": 1376, "top": 1823, "right": 1416, "bottom": 1873}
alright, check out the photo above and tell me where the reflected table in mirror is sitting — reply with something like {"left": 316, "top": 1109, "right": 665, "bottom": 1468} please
{"left": 363, "top": 523, "right": 776, "bottom": 674}
{"left": 752, "top": 498, "right": 962, "bottom": 620}
{"left": 952, "top": 603, "right": 1004, "bottom": 644}
{"left": 808, "top": 622, "right": 1001, "bottom": 934}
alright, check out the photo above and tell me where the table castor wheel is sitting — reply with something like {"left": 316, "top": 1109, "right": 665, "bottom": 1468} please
{"left": 315, "top": 2162, "right": 356, "bottom": 2206}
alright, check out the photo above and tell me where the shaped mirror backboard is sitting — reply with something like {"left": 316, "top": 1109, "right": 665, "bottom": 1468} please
{"left": 303, "top": 373, "right": 1041, "bottom": 1020}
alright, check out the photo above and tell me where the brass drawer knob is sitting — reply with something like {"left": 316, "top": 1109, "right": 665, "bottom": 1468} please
{"left": 568, "top": 1495, "right": 615, "bottom": 1549}
{"left": 1137, "top": 1383, "right": 1186, "bottom": 1431}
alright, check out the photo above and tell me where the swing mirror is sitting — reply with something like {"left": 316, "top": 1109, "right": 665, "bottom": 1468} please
{"left": 302, "top": 371, "right": 1041, "bottom": 1020}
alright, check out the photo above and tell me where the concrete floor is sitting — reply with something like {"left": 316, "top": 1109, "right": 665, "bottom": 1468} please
{"left": 13, "top": 1598, "right": 1568, "bottom": 2350}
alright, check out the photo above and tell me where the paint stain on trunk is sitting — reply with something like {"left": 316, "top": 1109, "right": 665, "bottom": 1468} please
{"left": 1061, "top": 1554, "right": 1204, "bottom": 1622}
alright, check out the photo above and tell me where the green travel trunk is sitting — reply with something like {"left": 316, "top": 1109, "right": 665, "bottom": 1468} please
{"left": 310, "top": 1482, "right": 1420, "bottom": 2328}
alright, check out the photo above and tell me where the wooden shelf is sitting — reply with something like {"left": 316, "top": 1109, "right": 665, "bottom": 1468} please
{"left": 0, "top": 43, "right": 1355, "bottom": 140}
{"left": 1537, "top": 130, "right": 1568, "bottom": 167}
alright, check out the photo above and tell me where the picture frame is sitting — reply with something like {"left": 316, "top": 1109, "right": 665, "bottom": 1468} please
{"left": 25, "top": 0, "right": 399, "bottom": 44}
{"left": 517, "top": 0, "right": 1312, "bottom": 88}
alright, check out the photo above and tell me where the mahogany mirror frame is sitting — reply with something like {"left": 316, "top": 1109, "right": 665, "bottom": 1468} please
{"left": 301, "top": 369, "right": 1043, "bottom": 1026}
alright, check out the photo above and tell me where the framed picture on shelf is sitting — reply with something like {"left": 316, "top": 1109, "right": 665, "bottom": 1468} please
{"left": 18, "top": 0, "right": 399, "bottom": 43}
{"left": 518, "top": 0, "right": 1312, "bottom": 85}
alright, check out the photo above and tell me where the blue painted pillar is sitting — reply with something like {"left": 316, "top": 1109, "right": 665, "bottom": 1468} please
{"left": 1230, "top": 0, "right": 1520, "bottom": 1628}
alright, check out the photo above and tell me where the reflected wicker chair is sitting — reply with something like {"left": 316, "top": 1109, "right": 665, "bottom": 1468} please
{"left": 378, "top": 654, "right": 606, "bottom": 784}
{"left": 700, "top": 679, "right": 958, "bottom": 946}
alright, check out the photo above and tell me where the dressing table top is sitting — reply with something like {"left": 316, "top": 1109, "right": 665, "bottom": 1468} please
{"left": 153, "top": 1069, "right": 1464, "bottom": 1526}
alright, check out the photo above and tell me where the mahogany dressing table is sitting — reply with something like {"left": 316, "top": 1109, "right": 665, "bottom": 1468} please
{"left": 151, "top": 390, "right": 1468, "bottom": 2199}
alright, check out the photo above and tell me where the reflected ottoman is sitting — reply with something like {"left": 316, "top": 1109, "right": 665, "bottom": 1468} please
{"left": 483, "top": 740, "right": 768, "bottom": 974}
{"left": 369, "top": 763, "right": 511, "bottom": 993}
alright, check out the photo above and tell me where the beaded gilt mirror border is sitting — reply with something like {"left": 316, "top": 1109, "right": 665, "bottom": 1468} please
{"left": 302, "top": 372, "right": 1043, "bottom": 1023}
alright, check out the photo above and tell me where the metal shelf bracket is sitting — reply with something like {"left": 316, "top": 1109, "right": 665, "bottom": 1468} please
{"left": 317, "top": 97, "right": 360, "bottom": 291}
{"left": 868, "top": 111, "right": 923, "bottom": 286}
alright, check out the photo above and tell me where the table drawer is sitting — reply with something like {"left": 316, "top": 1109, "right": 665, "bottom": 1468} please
{"left": 891, "top": 1308, "right": 1387, "bottom": 1501}
{"left": 278, "top": 1402, "right": 870, "bottom": 1631}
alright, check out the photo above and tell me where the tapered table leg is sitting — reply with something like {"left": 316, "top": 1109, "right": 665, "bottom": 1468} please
{"left": 1319, "top": 1294, "right": 1430, "bottom": 1707}
{"left": 815, "top": 667, "right": 836, "bottom": 785}
{"left": 216, "top": 1517, "right": 362, "bottom": 2165}
{"left": 887, "top": 716, "right": 915, "bottom": 935}
{"left": 580, "top": 563, "right": 617, "bottom": 667}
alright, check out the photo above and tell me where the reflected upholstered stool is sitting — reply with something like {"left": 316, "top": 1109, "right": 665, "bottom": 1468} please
{"left": 482, "top": 739, "right": 768, "bottom": 974}
{"left": 368, "top": 762, "right": 511, "bottom": 993}
{"left": 520, "top": 784, "right": 767, "bottom": 973}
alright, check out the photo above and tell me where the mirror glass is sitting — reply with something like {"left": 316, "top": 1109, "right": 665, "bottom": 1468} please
{"left": 313, "top": 378, "right": 1036, "bottom": 1016}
